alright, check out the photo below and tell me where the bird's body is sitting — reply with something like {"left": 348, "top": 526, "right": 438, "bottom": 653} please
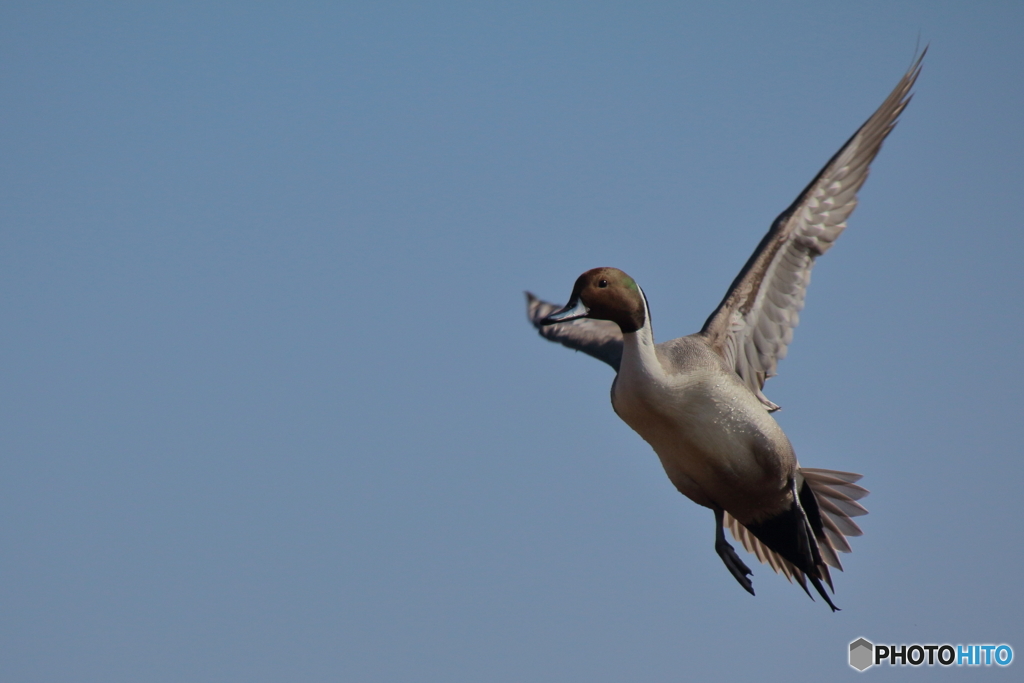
{"left": 612, "top": 330, "right": 794, "bottom": 525}
{"left": 526, "top": 53, "right": 924, "bottom": 610}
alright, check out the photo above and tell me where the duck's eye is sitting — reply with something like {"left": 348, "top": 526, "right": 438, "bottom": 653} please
{"left": 598, "top": 279, "right": 608, "bottom": 288}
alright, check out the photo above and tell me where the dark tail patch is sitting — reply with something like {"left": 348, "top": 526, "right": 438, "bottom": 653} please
{"left": 798, "top": 475, "right": 835, "bottom": 591}
{"left": 745, "top": 479, "right": 839, "bottom": 611}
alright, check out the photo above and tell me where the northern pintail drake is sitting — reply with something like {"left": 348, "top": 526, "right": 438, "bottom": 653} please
{"left": 526, "top": 54, "right": 924, "bottom": 610}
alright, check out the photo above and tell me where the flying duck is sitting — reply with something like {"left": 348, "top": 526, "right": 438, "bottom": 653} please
{"left": 526, "top": 54, "right": 924, "bottom": 610}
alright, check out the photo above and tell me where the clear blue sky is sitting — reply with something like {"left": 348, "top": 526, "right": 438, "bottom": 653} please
{"left": 2, "top": 2, "right": 1022, "bottom": 681}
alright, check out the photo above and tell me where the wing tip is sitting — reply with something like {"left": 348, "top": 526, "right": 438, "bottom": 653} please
{"left": 525, "top": 291, "right": 547, "bottom": 329}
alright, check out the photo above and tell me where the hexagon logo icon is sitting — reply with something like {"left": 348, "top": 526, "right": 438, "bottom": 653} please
{"left": 849, "top": 638, "right": 874, "bottom": 671}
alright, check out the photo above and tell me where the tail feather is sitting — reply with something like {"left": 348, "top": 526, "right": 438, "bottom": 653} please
{"left": 802, "top": 468, "right": 870, "bottom": 552}
{"left": 816, "top": 533, "right": 843, "bottom": 571}
{"left": 816, "top": 498, "right": 865, "bottom": 536}
{"left": 809, "top": 574, "right": 839, "bottom": 611}
{"left": 819, "top": 515, "right": 854, "bottom": 555}
{"left": 723, "top": 467, "right": 869, "bottom": 610}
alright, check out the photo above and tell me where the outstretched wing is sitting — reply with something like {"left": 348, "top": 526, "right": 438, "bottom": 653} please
{"left": 525, "top": 292, "right": 623, "bottom": 371}
{"left": 701, "top": 52, "right": 925, "bottom": 411}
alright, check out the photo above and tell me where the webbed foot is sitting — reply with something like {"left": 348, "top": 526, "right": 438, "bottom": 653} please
{"left": 714, "top": 508, "right": 754, "bottom": 595}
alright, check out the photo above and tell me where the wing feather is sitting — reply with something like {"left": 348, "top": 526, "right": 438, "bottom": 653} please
{"left": 701, "top": 52, "right": 924, "bottom": 410}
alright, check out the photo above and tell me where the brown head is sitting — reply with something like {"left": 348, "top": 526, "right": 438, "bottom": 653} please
{"left": 540, "top": 267, "right": 647, "bottom": 333}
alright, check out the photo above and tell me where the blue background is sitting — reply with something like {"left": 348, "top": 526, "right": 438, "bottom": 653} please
{"left": 2, "top": 2, "right": 1021, "bottom": 680}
